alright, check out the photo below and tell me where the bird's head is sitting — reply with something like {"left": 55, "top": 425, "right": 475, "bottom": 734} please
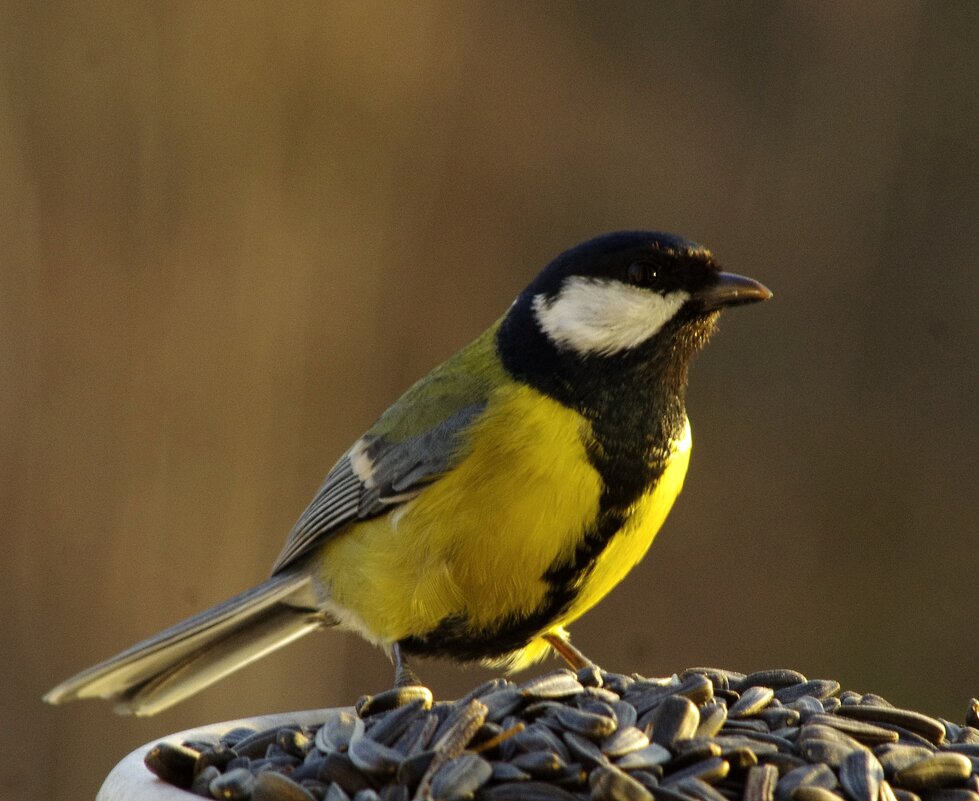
{"left": 498, "top": 231, "right": 771, "bottom": 402}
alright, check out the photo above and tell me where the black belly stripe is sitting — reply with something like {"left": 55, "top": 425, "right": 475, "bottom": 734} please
{"left": 399, "top": 429, "right": 682, "bottom": 663}
{"left": 400, "top": 311, "right": 704, "bottom": 662}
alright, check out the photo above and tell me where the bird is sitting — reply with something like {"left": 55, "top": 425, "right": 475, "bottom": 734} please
{"left": 44, "top": 230, "right": 771, "bottom": 715}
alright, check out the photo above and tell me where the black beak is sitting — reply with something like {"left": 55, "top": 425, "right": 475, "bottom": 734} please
{"left": 695, "top": 271, "right": 773, "bottom": 311}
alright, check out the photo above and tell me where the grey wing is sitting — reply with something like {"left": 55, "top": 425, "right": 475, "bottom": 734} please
{"left": 270, "top": 403, "right": 486, "bottom": 574}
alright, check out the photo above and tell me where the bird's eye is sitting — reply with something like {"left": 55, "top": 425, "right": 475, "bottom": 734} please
{"left": 627, "top": 262, "right": 657, "bottom": 286}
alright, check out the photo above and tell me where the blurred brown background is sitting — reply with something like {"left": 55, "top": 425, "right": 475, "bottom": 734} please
{"left": 2, "top": 2, "right": 977, "bottom": 799}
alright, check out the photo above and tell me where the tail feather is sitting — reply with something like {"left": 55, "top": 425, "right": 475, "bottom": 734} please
{"left": 44, "top": 571, "right": 329, "bottom": 715}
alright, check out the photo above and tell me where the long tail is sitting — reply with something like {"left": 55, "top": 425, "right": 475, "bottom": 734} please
{"left": 44, "top": 571, "right": 328, "bottom": 716}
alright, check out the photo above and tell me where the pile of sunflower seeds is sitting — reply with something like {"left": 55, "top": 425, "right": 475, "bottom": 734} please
{"left": 144, "top": 667, "right": 979, "bottom": 801}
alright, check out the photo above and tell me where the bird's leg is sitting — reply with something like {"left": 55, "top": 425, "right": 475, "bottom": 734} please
{"left": 393, "top": 642, "right": 423, "bottom": 687}
{"left": 543, "top": 632, "right": 595, "bottom": 671}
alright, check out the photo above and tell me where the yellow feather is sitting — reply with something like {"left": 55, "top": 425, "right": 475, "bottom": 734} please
{"left": 317, "top": 385, "right": 691, "bottom": 668}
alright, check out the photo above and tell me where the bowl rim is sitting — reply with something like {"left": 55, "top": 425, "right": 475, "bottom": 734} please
{"left": 96, "top": 708, "right": 349, "bottom": 801}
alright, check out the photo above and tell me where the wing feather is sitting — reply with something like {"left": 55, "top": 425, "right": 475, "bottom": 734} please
{"left": 270, "top": 323, "right": 504, "bottom": 574}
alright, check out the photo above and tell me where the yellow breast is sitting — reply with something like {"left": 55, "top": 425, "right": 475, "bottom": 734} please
{"left": 316, "top": 384, "right": 691, "bottom": 668}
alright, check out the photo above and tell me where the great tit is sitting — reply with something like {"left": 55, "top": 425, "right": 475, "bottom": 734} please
{"left": 45, "top": 231, "right": 771, "bottom": 715}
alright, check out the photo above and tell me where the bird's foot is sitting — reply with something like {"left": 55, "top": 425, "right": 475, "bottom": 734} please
{"left": 543, "top": 632, "right": 597, "bottom": 671}
{"left": 392, "top": 642, "right": 423, "bottom": 688}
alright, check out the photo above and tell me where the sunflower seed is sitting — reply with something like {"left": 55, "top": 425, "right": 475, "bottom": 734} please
{"left": 357, "top": 686, "right": 433, "bottom": 717}
{"left": 195, "top": 744, "right": 237, "bottom": 776}
{"left": 672, "top": 777, "right": 730, "bottom": 801}
{"left": 318, "top": 752, "right": 373, "bottom": 795}
{"left": 723, "top": 718, "right": 770, "bottom": 733}
{"left": 788, "top": 698, "right": 829, "bottom": 723}
{"left": 875, "top": 745, "right": 936, "bottom": 777}
{"left": 380, "top": 786, "right": 409, "bottom": 801}
{"left": 393, "top": 713, "right": 439, "bottom": 757}
{"left": 894, "top": 753, "right": 973, "bottom": 790}
{"left": 367, "top": 699, "right": 427, "bottom": 746}
{"left": 459, "top": 678, "right": 510, "bottom": 704}
{"left": 612, "top": 700, "right": 639, "bottom": 730}
{"left": 316, "top": 710, "right": 366, "bottom": 754}
{"left": 219, "top": 727, "right": 257, "bottom": 747}
{"left": 628, "top": 679, "right": 688, "bottom": 716}
{"left": 713, "top": 734, "right": 780, "bottom": 756}
{"left": 602, "top": 726, "right": 650, "bottom": 757}
{"left": 578, "top": 695, "right": 618, "bottom": 716}
{"left": 511, "top": 750, "right": 568, "bottom": 779}
{"left": 682, "top": 668, "right": 745, "bottom": 692}
{"left": 724, "top": 747, "right": 759, "bottom": 769}
{"left": 650, "top": 695, "right": 701, "bottom": 747}
{"left": 519, "top": 670, "right": 584, "bottom": 699}
{"left": 512, "top": 722, "right": 570, "bottom": 761}
{"left": 776, "top": 764, "right": 838, "bottom": 801}
{"left": 800, "top": 724, "right": 869, "bottom": 751}
{"left": 838, "top": 750, "right": 884, "bottom": 801}
{"left": 429, "top": 754, "right": 492, "bottom": 801}
{"left": 415, "top": 700, "right": 488, "bottom": 800}
{"left": 191, "top": 765, "right": 220, "bottom": 797}
{"left": 326, "top": 784, "right": 353, "bottom": 801}
{"left": 587, "top": 686, "right": 625, "bottom": 705}
{"left": 662, "top": 757, "right": 730, "bottom": 786}
{"left": 651, "top": 785, "right": 700, "bottom": 801}
{"left": 695, "top": 702, "right": 728, "bottom": 739}
{"left": 549, "top": 705, "right": 617, "bottom": 738}
{"left": 348, "top": 737, "right": 403, "bottom": 776}
{"left": 757, "top": 708, "right": 803, "bottom": 729}
{"left": 481, "top": 780, "right": 580, "bottom": 800}
{"left": 792, "top": 788, "right": 845, "bottom": 801}
{"left": 209, "top": 767, "right": 256, "bottom": 800}
{"left": 776, "top": 682, "right": 842, "bottom": 705}
{"left": 396, "top": 750, "right": 435, "bottom": 789}
{"left": 616, "top": 742, "right": 673, "bottom": 771}
{"left": 730, "top": 687, "right": 776, "bottom": 718}
{"left": 739, "top": 671, "right": 808, "bottom": 692}
{"left": 590, "top": 765, "right": 654, "bottom": 801}
{"left": 837, "top": 708, "right": 946, "bottom": 746}
{"left": 678, "top": 674, "right": 716, "bottom": 707}
{"left": 803, "top": 715, "right": 899, "bottom": 746}
{"left": 762, "top": 754, "right": 810, "bottom": 776}
{"left": 481, "top": 689, "right": 526, "bottom": 723}
{"left": 723, "top": 731, "right": 795, "bottom": 753}
{"left": 745, "top": 764, "right": 781, "bottom": 801}
{"left": 944, "top": 745, "right": 979, "bottom": 757}
{"left": 490, "top": 760, "right": 531, "bottom": 782}
{"left": 252, "top": 771, "right": 318, "bottom": 801}
{"left": 672, "top": 739, "right": 722, "bottom": 765}
{"left": 577, "top": 665, "right": 604, "bottom": 688}
{"left": 918, "top": 792, "right": 979, "bottom": 801}
{"left": 861, "top": 696, "right": 895, "bottom": 708}
{"left": 563, "top": 731, "right": 609, "bottom": 768}
{"left": 798, "top": 738, "right": 860, "bottom": 769}
{"left": 431, "top": 699, "right": 488, "bottom": 753}
{"left": 280, "top": 730, "right": 313, "bottom": 760}
{"left": 600, "top": 672, "right": 635, "bottom": 695}
{"left": 879, "top": 780, "right": 900, "bottom": 801}
{"left": 144, "top": 741, "right": 199, "bottom": 788}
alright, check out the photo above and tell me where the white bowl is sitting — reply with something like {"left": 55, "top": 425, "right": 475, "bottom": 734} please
{"left": 97, "top": 709, "right": 341, "bottom": 801}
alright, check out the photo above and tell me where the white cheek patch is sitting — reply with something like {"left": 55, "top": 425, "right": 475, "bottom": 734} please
{"left": 532, "top": 276, "right": 690, "bottom": 356}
